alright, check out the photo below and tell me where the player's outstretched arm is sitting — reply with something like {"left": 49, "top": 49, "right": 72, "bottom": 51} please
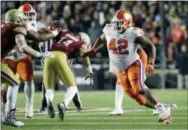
{"left": 27, "top": 28, "right": 58, "bottom": 42}
{"left": 82, "top": 34, "right": 106, "bottom": 57}
{"left": 79, "top": 45, "right": 94, "bottom": 85}
{"left": 15, "top": 34, "right": 42, "bottom": 57}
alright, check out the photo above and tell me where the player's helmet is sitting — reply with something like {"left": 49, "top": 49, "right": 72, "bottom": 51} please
{"left": 18, "top": 3, "right": 37, "bottom": 31}
{"left": 5, "top": 9, "right": 27, "bottom": 24}
{"left": 111, "top": 10, "right": 132, "bottom": 33}
{"left": 78, "top": 32, "right": 91, "bottom": 50}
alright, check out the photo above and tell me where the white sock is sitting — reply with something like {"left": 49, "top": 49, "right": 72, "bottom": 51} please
{"left": 45, "top": 89, "right": 54, "bottom": 104}
{"left": 63, "top": 86, "right": 77, "bottom": 108}
{"left": 6, "top": 85, "right": 19, "bottom": 112}
{"left": 24, "top": 81, "right": 35, "bottom": 108}
{"left": 115, "top": 84, "right": 124, "bottom": 110}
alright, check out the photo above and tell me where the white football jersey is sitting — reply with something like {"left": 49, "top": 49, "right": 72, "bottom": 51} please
{"left": 103, "top": 24, "right": 144, "bottom": 72}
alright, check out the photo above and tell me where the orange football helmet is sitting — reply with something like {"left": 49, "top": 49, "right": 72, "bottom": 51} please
{"left": 111, "top": 10, "right": 132, "bottom": 32}
{"left": 18, "top": 3, "right": 37, "bottom": 31}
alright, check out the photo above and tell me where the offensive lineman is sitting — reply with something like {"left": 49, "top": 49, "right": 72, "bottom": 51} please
{"left": 83, "top": 9, "right": 172, "bottom": 124}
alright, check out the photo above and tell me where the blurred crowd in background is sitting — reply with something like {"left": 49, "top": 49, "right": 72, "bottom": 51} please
{"left": 1, "top": 1, "right": 188, "bottom": 70}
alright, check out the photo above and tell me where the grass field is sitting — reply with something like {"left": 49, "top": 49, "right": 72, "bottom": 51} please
{"left": 1, "top": 89, "right": 187, "bottom": 130}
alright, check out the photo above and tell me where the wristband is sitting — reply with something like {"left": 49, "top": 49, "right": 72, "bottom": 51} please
{"left": 52, "top": 30, "right": 58, "bottom": 37}
{"left": 148, "top": 58, "right": 155, "bottom": 65}
{"left": 36, "top": 52, "right": 42, "bottom": 58}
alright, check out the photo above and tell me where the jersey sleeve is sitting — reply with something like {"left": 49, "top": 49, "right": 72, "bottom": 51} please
{"left": 13, "top": 26, "right": 27, "bottom": 36}
{"left": 131, "top": 27, "right": 144, "bottom": 37}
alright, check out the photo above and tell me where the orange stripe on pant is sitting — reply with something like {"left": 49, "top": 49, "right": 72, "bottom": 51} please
{"left": 115, "top": 60, "right": 146, "bottom": 105}
{"left": 2, "top": 56, "right": 33, "bottom": 81}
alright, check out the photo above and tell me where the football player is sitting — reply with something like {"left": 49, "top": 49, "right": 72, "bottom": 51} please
{"left": 108, "top": 45, "right": 148, "bottom": 115}
{"left": 2, "top": 3, "right": 38, "bottom": 118}
{"left": 39, "top": 21, "right": 83, "bottom": 113}
{"left": 1, "top": 9, "right": 58, "bottom": 126}
{"left": 41, "top": 24, "right": 93, "bottom": 121}
{"left": 108, "top": 46, "right": 177, "bottom": 115}
{"left": 83, "top": 9, "right": 172, "bottom": 124}
{"left": 1, "top": 3, "right": 60, "bottom": 119}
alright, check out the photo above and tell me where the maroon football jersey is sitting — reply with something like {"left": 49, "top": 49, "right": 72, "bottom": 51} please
{"left": 51, "top": 30, "right": 84, "bottom": 57}
{"left": 1, "top": 23, "right": 26, "bottom": 59}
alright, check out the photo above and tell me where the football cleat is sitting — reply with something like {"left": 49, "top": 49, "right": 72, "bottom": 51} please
{"left": 25, "top": 103, "right": 33, "bottom": 118}
{"left": 108, "top": 109, "right": 124, "bottom": 115}
{"left": 156, "top": 104, "right": 171, "bottom": 123}
{"left": 3, "top": 109, "right": 24, "bottom": 127}
{"left": 153, "top": 103, "right": 177, "bottom": 115}
{"left": 152, "top": 109, "right": 158, "bottom": 115}
{"left": 47, "top": 101, "right": 55, "bottom": 118}
{"left": 57, "top": 102, "right": 66, "bottom": 121}
{"left": 158, "top": 107, "right": 172, "bottom": 125}
{"left": 72, "top": 93, "right": 82, "bottom": 112}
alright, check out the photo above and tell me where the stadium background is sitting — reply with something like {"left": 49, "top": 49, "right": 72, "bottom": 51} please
{"left": 1, "top": 1, "right": 188, "bottom": 90}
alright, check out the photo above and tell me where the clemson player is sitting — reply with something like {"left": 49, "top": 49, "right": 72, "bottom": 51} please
{"left": 108, "top": 46, "right": 149, "bottom": 115}
{"left": 83, "top": 9, "right": 172, "bottom": 124}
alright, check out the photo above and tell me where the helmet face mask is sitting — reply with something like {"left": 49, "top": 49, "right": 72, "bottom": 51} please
{"left": 25, "top": 12, "right": 37, "bottom": 22}
{"left": 111, "top": 19, "right": 124, "bottom": 33}
{"left": 111, "top": 10, "right": 132, "bottom": 33}
{"left": 18, "top": 3, "right": 37, "bottom": 31}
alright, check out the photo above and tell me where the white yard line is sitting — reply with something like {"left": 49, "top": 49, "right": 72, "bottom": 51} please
{"left": 19, "top": 117, "right": 187, "bottom": 120}
{"left": 25, "top": 122, "right": 187, "bottom": 125}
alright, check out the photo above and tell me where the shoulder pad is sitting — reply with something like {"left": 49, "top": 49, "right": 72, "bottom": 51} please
{"left": 103, "top": 24, "right": 114, "bottom": 34}
{"left": 131, "top": 27, "right": 144, "bottom": 37}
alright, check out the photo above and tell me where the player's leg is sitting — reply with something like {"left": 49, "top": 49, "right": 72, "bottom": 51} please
{"left": 72, "top": 91, "right": 82, "bottom": 111}
{"left": 17, "top": 56, "right": 35, "bottom": 118}
{"left": 40, "top": 83, "right": 47, "bottom": 112}
{"left": 41, "top": 81, "right": 82, "bottom": 112}
{"left": 43, "top": 56, "right": 56, "bottom": 118}
{"left": 108, "top": 78, "right": 124, "bottom": 115}
{"left": 1, "top": 62, "right": 24, "bottom": 127}
{"left": 54, "top": 51, "right": 78, "bottom": 121}
{"left": 1, "top": 84, "right": 9, "bottom": 122}
{"left": 128, "top": 60, "right": 171, "bottom": 123}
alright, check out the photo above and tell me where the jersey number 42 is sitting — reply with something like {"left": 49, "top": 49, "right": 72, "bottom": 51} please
{"left": 109, "top": 39, "right": 129, "bottom": 55}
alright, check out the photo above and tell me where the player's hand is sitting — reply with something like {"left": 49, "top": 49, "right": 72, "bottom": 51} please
{"left": 146, "top": 58, "right": 155, "bottom": 75}
{"left": 146, "top": 64, "right": 155, "bottom": 75}
{"left": 40, "top": 52, "right": 55, "bottom": 65}
{"left": 82, "top": 49, "right": 96, "bottom": 57}
{"left": 41, "top": 52, "right": 55, "bottom": 59}
{"left": 85, "top": 73, "right": 94, "bottom": 85}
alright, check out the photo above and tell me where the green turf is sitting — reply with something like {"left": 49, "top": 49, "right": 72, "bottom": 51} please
{"left": 2, "top": 89, "right": 188, "bottom": 130}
